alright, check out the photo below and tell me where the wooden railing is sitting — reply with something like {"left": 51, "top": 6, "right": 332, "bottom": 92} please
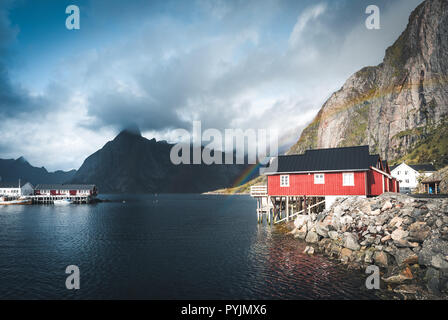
{"left": 250, "top": 185, "right": 267, "bottom": 197}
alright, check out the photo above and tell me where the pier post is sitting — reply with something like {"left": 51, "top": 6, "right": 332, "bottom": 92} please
{"left": 286, "top": 196, "right": 289, "bottom": 222}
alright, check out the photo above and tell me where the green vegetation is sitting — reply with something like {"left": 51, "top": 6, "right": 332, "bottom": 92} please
{"left": 385, "top": 33, "right": 409, "bottom": 78}
{"left": 393, "top": 118, "right": 448, "bottom": 169}
{"left": 393, "top": 126, "right": 425, "bottom": 139}
{"left": 212, "top": 175, "right": 266, "bottom": 194}
{"left": 288, "top": 118, "right": 320, "bottom": 154}
{"left": 340, "top": 103, "right": 369, "bottom": 147}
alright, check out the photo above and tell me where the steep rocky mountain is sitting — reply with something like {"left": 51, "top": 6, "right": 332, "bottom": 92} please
{"left": 0, "top": 157, "right": 76, "bottom": 185}
{"left": 289, "top": 0, "right": 448, "bottom": 168}
{"left": 70, "top": 129, "right": 256, "bottom": 193}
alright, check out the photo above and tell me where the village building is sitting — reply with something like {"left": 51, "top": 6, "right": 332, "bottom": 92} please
{"left": 33, "top": 184, "right": 98, "bottom": 204}
{"left": 34, "top": 184, "right": 97, "bottom": 196}
{"left": 251, "top": 145, "right": 399, "bottom": 224}
{"left": 0, "top": 181, "right": 34, "bottom": 197}
{"left": 390, "top": 163, "right": 436, "bottom": 193}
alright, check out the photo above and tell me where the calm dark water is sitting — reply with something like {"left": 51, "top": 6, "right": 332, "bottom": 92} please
{"left": 0, "top": 194, "right": 378, "bottom": 299}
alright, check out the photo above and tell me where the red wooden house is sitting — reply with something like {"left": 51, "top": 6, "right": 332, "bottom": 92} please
{"left": 263, "top": 145, "right": 399, "bottom": 199}
{"left": 34, "top": 184, "right": 98, "bottom": 196}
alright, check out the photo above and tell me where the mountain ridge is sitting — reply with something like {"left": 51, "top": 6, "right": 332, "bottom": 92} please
{"left": 70, "top": 129, "right": 257, "bottom": 193}
{"left": 0, "top": 157, "right": 76, "bottom": 185}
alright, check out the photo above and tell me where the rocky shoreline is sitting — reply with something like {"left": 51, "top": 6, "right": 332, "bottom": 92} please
{"left": 287, "top": 193, "right": 448, "bottom": 299}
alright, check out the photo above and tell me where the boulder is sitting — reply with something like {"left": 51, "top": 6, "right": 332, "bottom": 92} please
{"left": 315, "top": 222, "right": 329, "bottom": 237}
{"left": 430, "top": 254, "right": 448, "bottom": 270}
{"left": 328, "top": 230, "right": 340, "bottom": 241}
{"left": 381, "top": 201, "right": 393, "bottom": 211}
{"left": 425, "top": 267, "right": 441, "bottom": 296}
{"left": 393, "top": 248, "right": 419, "bottom": 266}
{"left": 340, "top": 215, "right": 353, "bottom": 226}
{"left": 303, "top": 246, "right": 315, "bottom": 255}
{"left": 294, "top": 225, "right": 307, "bottom": 240}
{"left": 388, "top": 217, "right": 403, "bottom": 229}
{"left": 374, "top": 251, "right": 389, "bottom": 267}
{"left": 305, "top": 230, "right": 319, "bottom": 244}
{"left": 294, "top": 215, "right": 310, "bottom": 229}
{"left": 383, "top": 266, "right": 413, "bottom": 284}
{"left": 343, "top": 233, "right": 360, "bottom": 251}
{"left": 391, "top": 228, "right": 409, "bottom": 241}
{"left": 408, "top": 222, "right": 431, "bottom": 242}
{"left": 364, "top": 250, "right": 374, "bottom": 264}
{"left": 340, "top": 248, "right": 353, "bottom": 263}
{"left": 419, "top": 236, "right": 448, "bottom": 268}
{"left": 412, "top": 208, "right": 427, "bottom": 218}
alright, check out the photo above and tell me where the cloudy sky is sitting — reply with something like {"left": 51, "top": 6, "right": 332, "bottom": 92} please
{"left": 0, "top": 0, "right": 423, "bottom": 171}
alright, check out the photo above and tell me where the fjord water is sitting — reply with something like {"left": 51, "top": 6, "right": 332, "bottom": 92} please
{"left": 0, "top": 194, "right": 378, "bottom": 299}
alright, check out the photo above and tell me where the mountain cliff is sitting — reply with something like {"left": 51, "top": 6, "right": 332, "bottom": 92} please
{"left": 70, "top": 129, "right": 255, "bottom": 193}
{"left": 289, "top": 0, "right": 448, "bottom": 168}
{"left": 0, "top": 157, "right": 76, "bottom": 185}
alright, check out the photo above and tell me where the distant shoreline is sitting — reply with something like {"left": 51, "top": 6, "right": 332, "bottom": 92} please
{"left": 202, "top": 192, "right": 249, "bottom": 196}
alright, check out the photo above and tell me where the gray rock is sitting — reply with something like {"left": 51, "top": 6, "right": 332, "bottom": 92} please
{"left": 315, "top": 222, "right": 329, "bottom": 237}
{"left": 294, "top": 215, "right": 310, "bottom": 229}
{"left": 430, "top": 254, "right": 448, "bottom": 270}
{"left": 419, "top": 237, "right": 448, "bottom": 268}
{"left": 391, "top": 228, "right": 409, "bottom": 241}
{"left": 412, "top": 208, "right": 427, "bottom": 218}
{"left": 328, "top": 231, "right": 339, "bottom": 241}
{"left": 408, "top": 221, "right": 431, "bottom": 242}
{"left": 305, "top": 230, "right": 319, "bottom": 244}
{"left": 425, "top": 267, "right": 441, "bottom": 296}
{"left": 294, "top": 225, "right": 307, "bottom": 240}
{"left": 373, "top": 251, "right": 389, "bottom": 267}
{"left": 364, "top": 250, "right": 374, "bottom": 264}
{"left": 393, "top": 248, "right": 418, "bottom": 266}
{"left": 343, "top": 232, "right": 360, "bottom": 251}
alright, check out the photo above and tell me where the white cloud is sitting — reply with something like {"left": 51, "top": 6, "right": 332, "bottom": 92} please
{"left": 289, "top": 3, "right": 327, "bottom": 48}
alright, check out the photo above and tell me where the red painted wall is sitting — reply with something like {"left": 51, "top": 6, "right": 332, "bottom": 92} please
{"left": 367, "top": 170, "right": 383, "bottom": 196}
{"left": 389, "top": 178, "right": 395, "bottom": 192}
{"left": 267, "top": 171, "right": 367, "bottom": 196}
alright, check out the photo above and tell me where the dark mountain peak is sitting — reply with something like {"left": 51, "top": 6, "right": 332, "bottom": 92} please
{"left": 119, "top": 124, "right": 142, "bottom": 137}
{"left": 16, "top": 156, "right": 28, "bottom": 164}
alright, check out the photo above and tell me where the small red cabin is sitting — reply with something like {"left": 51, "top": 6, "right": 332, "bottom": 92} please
{"left": 263, "top": 145, "right": 399, "bottom": 197}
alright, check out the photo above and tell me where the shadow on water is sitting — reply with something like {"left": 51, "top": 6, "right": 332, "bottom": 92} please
{"left": 0, "top": 194, "right": 382, "bottom": 299}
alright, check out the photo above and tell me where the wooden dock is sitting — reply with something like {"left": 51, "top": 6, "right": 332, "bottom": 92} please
{"left": 250, "top": 186, "right": 325, "bottom": 224}
{"left": 30, "top": 195, "right": 95, "bottom": 204}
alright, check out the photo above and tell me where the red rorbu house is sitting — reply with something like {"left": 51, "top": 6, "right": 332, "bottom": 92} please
{"left": 253, "top": 146, "right": 399, "bottom": 223}
{"left": 34, "top": 184, "right": 98, "bottom": 197}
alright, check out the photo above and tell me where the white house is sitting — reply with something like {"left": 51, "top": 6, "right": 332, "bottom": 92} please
{"left": 390, "top": 163, "right": 436, "bottom": 191}
{"left": 0, "top": 181, "right": 34, "bottom": 196}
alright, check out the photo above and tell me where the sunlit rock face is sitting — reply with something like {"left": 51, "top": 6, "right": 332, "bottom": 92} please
{"left": 289, "top": 0, "right": 448, "bottom": 163}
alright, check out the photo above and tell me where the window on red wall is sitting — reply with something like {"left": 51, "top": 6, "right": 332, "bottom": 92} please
{"left": 342, "top": 172, "right": 354, "bottom": 186}
{"left": 280, "top": 175, "right": 289, "bottom": 187}
{"left": 314, "top": 173, "right": 324, "bottom": 184}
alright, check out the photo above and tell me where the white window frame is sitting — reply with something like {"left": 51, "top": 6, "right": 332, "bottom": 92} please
{"left": 280, "top": 175, "right": 290, "bottom": 187}
{"left": 314, "top": 173, "right": 325, "bottom": 184}
{"left": 342, "top": 172, "right": 355, "bottom": 186}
